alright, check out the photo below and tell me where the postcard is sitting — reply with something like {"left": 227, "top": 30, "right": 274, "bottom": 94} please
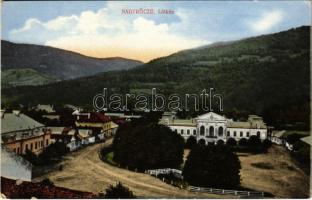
{"left": 1, "top": 0, "right": 311, "bottom": 199}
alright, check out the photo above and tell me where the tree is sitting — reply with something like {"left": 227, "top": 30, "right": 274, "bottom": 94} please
{"left": 247, "top": 135, "right": 262, "bottom": 152}
{"left": 37, "top": 141, "right": 69, "bottom": 165}
{"left": 286, "top": 133, "right": 303, "bottom": 145}
{"left": 216, "top": 140, "right": 225, "bottom": 146}
{"left": 185, "top": 136, "right": 197, "bottom": 149}
{"left": 198, "top": 139, "right": 206, "bottom": 147}
{"left": 262, "top": 139, "right": 272, "bottom": 150}
{"left": 113, "top": 112, "right": 184, "bottom": 171}
{"left": 248, "top": 135, "right": 261, "bottom": 147}
{"left": 226, "top": 138, "right": 237, "bottom": 146}
{"left": 238, "top": 138, "right": 248, "bottom": 146}
{"left": 22, "top": 149, "right": 39, "bottom": 165}
{"left": 102, "top": 182, "right": 135, "bottom": 199}
{"left": 183, "top": 145, "right": 241, "bottom": 188}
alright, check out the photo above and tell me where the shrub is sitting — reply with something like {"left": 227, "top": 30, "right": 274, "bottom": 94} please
{"left": 248, "top": 135, "right": 261, "bottom": 147}
{"left": 262, "top": 139, "right": 272, "bottom": 150}
{"left": 183, "top": 145, "right": 241, "bottom": 189}
{"left": 216, "top": 140, "right": 225, "bottom": 146}
{"left": 238, "top": 138, "right": 248, "bottom": 146}
{"left": 41, "top": 178, "right": 54, "bottom": 186}
{"left": 226, "top": 138, "right": 237, "bottom": 146}
{"left": 286, "top": 133, "right": 303, "bottom": 145}
{"left": 198, "top": 139, "right": 206, "bottom": 147}
{"left": 102, "top": 182, "right": 135, "bottom": 199}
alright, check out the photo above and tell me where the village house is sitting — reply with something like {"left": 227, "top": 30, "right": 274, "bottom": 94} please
{"left": 73, "top": 110, "right": 116, "bottom": 138}
{"left": 160, "top": 112, "right": 268, "bottom": 145}
{"left": 1, "top": 110, "right": 52, "bottom": 155}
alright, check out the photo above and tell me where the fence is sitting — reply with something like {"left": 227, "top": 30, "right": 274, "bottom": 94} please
{"left": 189, "top": 186, "right": 264, "bottom": 197}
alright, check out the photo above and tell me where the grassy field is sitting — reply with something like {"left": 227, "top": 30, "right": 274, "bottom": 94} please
{"left": 2, "top": 68, "right": 55, "bottom": 88}
{"left": 238, "top": 145, "right": 310, "bottom": 198}
{"left": 183, "top": 144, "right": 310, "bottom": 198}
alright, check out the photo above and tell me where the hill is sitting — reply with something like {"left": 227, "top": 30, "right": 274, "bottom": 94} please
{"left": 2, "top": 26, "right": 310, "bottom": 129}
{"left": 1, "top": 68, "right": 56, "bottom": 88}
{"left": 1, "top": 40, "right": 143, "bottom": 81}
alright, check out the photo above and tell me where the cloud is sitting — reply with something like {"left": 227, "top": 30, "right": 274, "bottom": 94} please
{"left": 8, "top": 3, "right": 207, "bottom": 62}
{"left": 249, "top": 10, "right": 284, "bottom": 33}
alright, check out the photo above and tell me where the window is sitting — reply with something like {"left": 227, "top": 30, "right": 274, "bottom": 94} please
{"left": 13, "top": 148, "right": 16, "bottom": 153}
{"left": 35, "top": 142, "right": 37, "bottom": 149}
{"left": 187, "top": 130, "right": 190, "bottom": 135}
{"left": 17, "top": 147, "right": 20, "bottom": 154}
{"left": 218, "top": 127, "right": 224, "bottom": 137}
{"left": 193, "top": 130, "right": 196, "bottom": 135}
{"left": 234, "top": 131, "right": 237, "bottom": 137}
{"left": 181, "top": 130, "right": 184, "bottom": 135}
{"left": 46, "top": 139, "right": 49, "bottom": 146}
{"left": 227, "top": 131, "right": 230, "bottom": 136}
{"left": 200, "top": 126, "right": 205, "bottom": 136}
{"left": 30, "top": 143, "right": 33, "bottom": 150}
{"left": 41, "top": 141, "right": 43, "bottom": 147}
{"left": 240, "top": 131, "right": 243, "bottom": 137}
{"left": 209, "top": 126, "right": 214, "bottom": 136}
{"left": 246, "top": 132, "right": 250, "bottom": 137}
{"left": 25, "top": 144, "right": 28, "bottom": 150}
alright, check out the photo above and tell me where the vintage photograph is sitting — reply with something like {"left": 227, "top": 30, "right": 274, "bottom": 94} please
{"left": 0, "top": 0, "right": 311, "bottom": 199}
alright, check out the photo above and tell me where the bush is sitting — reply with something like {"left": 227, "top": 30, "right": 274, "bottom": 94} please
{"left": 185, "top": 136, "right": 197, "bottom": 149}
{"left": 113, "top": 113, "right": 184, "bottom": 171}
{"left": 37, "top": 141, "right": 69, "bottom": 165}
{"left": 238, "top": 138, "right": 248, "bottom": 146}
{"left": 41, "top": 178, "right": 54, "bottom": 186}
{"left": 198, "top": 139, "right": 206, "bottom": 147}
{"left": 216, "top": 140, "right": 225, "bottom": 146}
{"left": 226, "top": 138, "right": 237, "bottom": 146}
{"left": 102, "top": 182, "right": 135, "bottom": 199}
{"left": 262, "top": 139, "right": 272, "bottom": 150}
{"left": 248, "top": 135, "right": 261, "bottom": 147}
{"left": 183, "top": 145, "right": 241, "bottom": 189}
{"left": 286, "top": 133, "right": 303, "bottom": 145}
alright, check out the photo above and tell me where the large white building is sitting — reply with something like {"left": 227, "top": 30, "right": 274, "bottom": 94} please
{"left": 160, "top": 112, "right": 267, "bottom": 145}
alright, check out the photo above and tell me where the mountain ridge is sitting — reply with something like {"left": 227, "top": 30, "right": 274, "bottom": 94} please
{"left": 1, "top": 40, "right": 143, "bottom": 82}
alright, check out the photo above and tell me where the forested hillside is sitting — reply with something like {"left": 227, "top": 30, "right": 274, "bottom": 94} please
{"left": 2, "top": 26, "right": 310, "bottom": 129}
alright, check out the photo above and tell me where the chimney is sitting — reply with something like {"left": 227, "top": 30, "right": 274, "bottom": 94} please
{"left": 0, "top": 110, "right": 5, "bottom": 118}
{"left": 13, "top": 110, "right": 21, "bottom": 116}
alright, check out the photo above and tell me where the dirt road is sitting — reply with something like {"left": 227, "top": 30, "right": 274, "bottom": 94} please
{"left": 34, "top": 139, "right": 232, "bottom": 198}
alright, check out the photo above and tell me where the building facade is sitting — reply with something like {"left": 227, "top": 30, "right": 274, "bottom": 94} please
{"left": 161, "top": 112, "right": 267, "bottom": 145}
{"left": 1, "top": 110, "right": 52, "bottom": 155}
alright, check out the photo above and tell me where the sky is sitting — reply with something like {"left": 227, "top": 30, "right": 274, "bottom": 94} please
{"left": 2, "top": 1, "right": 311, "bottom": 62}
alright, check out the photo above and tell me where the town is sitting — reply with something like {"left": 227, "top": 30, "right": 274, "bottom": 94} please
{"left": 1, "top": 104, "right": 310, "bottom": 198}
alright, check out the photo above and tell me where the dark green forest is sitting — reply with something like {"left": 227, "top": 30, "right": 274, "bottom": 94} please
{"left": 2, "top": 26, "right": 310, "bottom": 129}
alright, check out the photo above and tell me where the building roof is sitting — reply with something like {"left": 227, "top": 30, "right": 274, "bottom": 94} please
{"left": 1, "top": 177, "right": 96, "bottom": 198}
{"left": 1, "top": 113, "right": 44, "bottom": 134}
{"left": 273, "top": 130, "right": 286, "bottom": 138}
{"left": 76, "top": 112, "right": 111, "bottom": 123}
{"left": 160, "top": 118, "right": 196, "bottom": 127}
{"left": 111, "top": 122, "right": 119, "bottom": 129}
{"left": 300, "top": 135, "right": 312, "bottom": 146}
{"left": 35, "top": 104, "right": 55, "bottom": 113}
{"left": 227, "top": 121, "right": 267, "bottom": 129}
{"left": 48, "top": 127, "right": 66, "bottom": 135}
